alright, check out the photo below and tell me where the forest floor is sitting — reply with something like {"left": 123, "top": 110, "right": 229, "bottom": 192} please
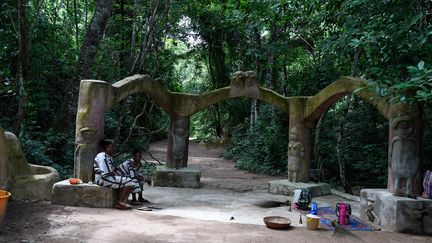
{"left": 0, "top": 140, "right": 431, "bottom": 242}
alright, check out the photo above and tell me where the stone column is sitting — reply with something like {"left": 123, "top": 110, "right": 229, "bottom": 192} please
{"left": 287, "top": 98, "right": 311, "bottom": 182}
{"left": 387, "top": 102, "right": 422, "bottom": 197}
{"left": 167, "top": 116, "right": 190, "bottom": 169}
{"left": 74, "top": 80, "right": 111, "bottom": 182}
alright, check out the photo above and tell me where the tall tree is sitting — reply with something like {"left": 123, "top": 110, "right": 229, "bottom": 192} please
{"left": 13, "top": 0, "right": 30, "bottom": 136}
{"left": 56, "top": 0, "right": 115, "bottom": 130}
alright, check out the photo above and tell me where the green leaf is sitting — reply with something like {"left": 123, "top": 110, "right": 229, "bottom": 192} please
{"left": 418, "top": 61, "right": 425, "bottom": 70}
{"left": 407, "top": 66, "right": 418, "bottom": 74}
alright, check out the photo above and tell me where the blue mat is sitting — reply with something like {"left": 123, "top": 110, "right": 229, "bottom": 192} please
{"left": 298, "top": 207, "right": 379, "bottom": 231}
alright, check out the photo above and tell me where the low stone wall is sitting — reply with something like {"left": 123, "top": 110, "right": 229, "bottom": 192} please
{"left": 0, "top": 127, "right": 60, "bottom": 201}
{"left": 12, "top": 164, "right": 60, "bottom": 200}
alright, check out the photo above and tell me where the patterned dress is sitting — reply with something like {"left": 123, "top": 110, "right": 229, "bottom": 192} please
{"left": 118, "top": 159, "right": 143, "bottom": 193}
{"left": 94, "top": 152, "right": 137, "bottom": 189}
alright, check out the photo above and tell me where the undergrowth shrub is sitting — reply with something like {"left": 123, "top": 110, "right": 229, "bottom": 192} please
{"left": 223, "top": 104, "right": 288, "bottom": 176}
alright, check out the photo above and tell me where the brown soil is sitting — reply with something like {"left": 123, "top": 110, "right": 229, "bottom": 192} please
{"left": 0, "top": 140, "right": 431, "bottom": 243}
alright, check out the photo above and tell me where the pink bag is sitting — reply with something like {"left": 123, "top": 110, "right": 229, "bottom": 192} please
{"left": 336, "top": 202, "right": 351, "bottom": 225}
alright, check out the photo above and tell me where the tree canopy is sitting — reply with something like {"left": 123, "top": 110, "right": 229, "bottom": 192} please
{"left": 0, "top": 0, "right": 431, "bottom": 192}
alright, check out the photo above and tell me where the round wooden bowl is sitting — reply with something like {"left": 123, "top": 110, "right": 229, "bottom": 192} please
{"left": 263, "top": 216, "right": 291, "bottom": 229}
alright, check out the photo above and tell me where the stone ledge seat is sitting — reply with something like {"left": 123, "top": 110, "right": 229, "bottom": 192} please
{"left": 51, "top": 179, "right": 118, "bottom": 208}
{"left": 267, "top": 180, "right": 331, "bottom": 197}
{"left": 153, "top": 166, "right": 201, "bottom": 188}
{"left": 360, "top": 189, "right": 432, "bottom": 233}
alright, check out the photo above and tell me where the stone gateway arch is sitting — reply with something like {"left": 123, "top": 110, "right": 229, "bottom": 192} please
{"left": 50, "top": 71, "right": 429, "bottom": 233}
{"left": 73, "top": 71, "right": 422, "bottom": 198}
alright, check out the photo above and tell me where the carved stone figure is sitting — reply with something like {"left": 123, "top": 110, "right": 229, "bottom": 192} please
{"left": 74, "top": 127, "right": 97, "bottom": 182}
{"left": 365, "top": 197, "right": 381, "bottom": 225}
{"left": 244, "top": 71, "right": 257, "bottom": 87}
{"left": 402, "top": 205, "right": 428, "bottom": 220}
{"left": 287, "top": 127, "right": 304, "bottom": 182}
{"left": 230, "top": 71, "right": 245, "bottom": 88}
{"left": 390, "top": 115, "right": 419, "bottom": 197}
{"left": 171, "top": 117, "right": 189, "bottom": 169}
{"left": 219, "top": 126, "right": 229, "bottom": 146}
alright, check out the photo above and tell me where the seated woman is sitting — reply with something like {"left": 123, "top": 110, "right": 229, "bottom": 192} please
{"left": 118, "top": 148, "right": 151, "bottom": 204}
{"left": 94, "top": 140, "right": 136, "bottom": 209}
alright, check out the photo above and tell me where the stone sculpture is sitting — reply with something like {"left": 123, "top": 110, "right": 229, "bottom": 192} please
{"left": 390, "top": 115, "right": 419, "bottom": 197}
{"left": 287, "top": 127, "right": 304, "bottom": 182}
{"left": 74, "top": 127, "right": 97, "bottom": 182}
{"left": 402, "top": 205, "right": 428, "bottom": 220}
{"left": 171, "top": 117, "right": 189, "bottom": 169}
{"left": 365, "top": 196, "right": 381, "bottom": 225}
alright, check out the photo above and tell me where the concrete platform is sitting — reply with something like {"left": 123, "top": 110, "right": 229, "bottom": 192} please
{"left": 153, "top": 166, "right": 201, "bottom": 188}
{"left": 267, "top": 180, "right": 331, "bottom": 197}
{"left": 360, "top": 189, "right": 432, "bottom": 233}
{"left": 51, "top": 179, "right": 118, "bottom": 208}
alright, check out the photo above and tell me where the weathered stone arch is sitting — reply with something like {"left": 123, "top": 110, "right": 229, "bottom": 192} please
{"left": 74, "top": 72, "right": 422, "bottom": 197}
{"left": 285, "top": 77, "right": 391, "bottom": 181}
{"left": 285, "top": 76, "right": 422, "bottom": 195}
{"left": 176, "top": 71, "right": 289, "bottom": 116}
{"left": 74, "top": 71, "right": 290, "bottom": 182}
{"left": 304, "top": 76, "right": 390, "bottom": 122}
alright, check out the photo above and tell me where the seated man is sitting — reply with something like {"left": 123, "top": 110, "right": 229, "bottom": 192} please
{"left": 94, "top": 140, "right": 137, "bottom": 209}
{"left": 118, "top": 148, "right": 151, "bottom": 204}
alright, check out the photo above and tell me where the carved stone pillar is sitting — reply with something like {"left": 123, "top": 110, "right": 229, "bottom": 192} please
{"left": 74, "top": 80, "right": 111, "bottom": 182}
{"left": 288, "top": 98, "right": 311, "bottom": 182}
{"left": 167, "top": 116, "right": 190, "bottom": 169}
{"left": 387, "top": 102, "right": 422, "bottom": 197}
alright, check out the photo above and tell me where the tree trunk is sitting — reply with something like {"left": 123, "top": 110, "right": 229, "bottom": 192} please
{"left": 13, "top": 0, "right": 30, "bottom": 137}
{"left": 265, "top": 24, "right": 278, "bottom": 90}
{"left": 314, "top": 114, "right": 325, "bottom": 181}
{"left": 129, "top": 0, "right": 160, "bottom": 74}
{"left": 248, "top": 25, "right": 263, "bottom": 131}
{"left": 75, "top": 0, "right": 115, "bottom": 82}
{"left": 151, "top": 0, "right": 171, "bottom": 76}
{"left": 55, "top": 0, "right": 115, "bottom": 131}
{"left": 250, "top": 99, "right": 258, "bottom": 131}
{"left": 335, "top": 48, "right": 362, "bottom": 193}
{"left": 336, "top": 95, "right": 351, "bottom": 192}
{"left": 118, "top": 0, "right": 128, "bottom": 74}
{"left": 73, "top": 0, "right": 79, "bottom": 50}
{"left": 84, "top": 0, "right": 88, "bottom": 26}
{"left": 206, "top": 30, "right": 228, "bottom": 137}
{"left": 130, "top": 0, "right": 139, "bottom": 61}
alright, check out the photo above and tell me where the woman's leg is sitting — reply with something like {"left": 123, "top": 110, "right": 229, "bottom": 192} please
{"left": 119, "top": 186, "right": 132, "bottom": 204}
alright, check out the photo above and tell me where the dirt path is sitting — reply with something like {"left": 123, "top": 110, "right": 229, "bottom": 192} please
{"left": 144, "top": 139, "right": 280, "bottom": 191}
{"left": 0, "top": 140, "right": 431, "bottom": 242}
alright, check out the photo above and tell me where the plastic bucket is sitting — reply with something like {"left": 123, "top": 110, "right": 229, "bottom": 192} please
{"left": 0, "top": 190, "right": 11, "bottom": 223}
{"left": 306, "top": 214, "right": 320, "bottom": 230}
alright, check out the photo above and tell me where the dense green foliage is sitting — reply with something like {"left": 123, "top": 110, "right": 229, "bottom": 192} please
{"left": 0, "top": 0, "right": 431, "bottom": 189}
{"left": 318, "top": 99, "right": 389, "bottom": 188}
{"left": 222, "top": 104, "right": 288, "bottom": 176}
